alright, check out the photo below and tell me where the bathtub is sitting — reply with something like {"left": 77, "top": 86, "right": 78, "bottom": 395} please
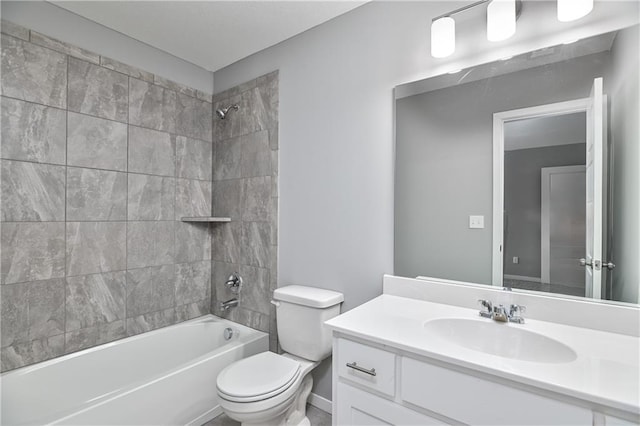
{"left": 1, "top": 315, "right": 268, "bottom": 425}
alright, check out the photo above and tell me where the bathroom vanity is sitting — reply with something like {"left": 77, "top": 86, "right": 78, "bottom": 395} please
{"left": 325, "top": 276, "right": 640, "bottom": 425}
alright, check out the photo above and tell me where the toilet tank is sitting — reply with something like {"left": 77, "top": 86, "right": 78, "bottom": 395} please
{"left": 273, "top": 285, "right": 344, "bottom": 361}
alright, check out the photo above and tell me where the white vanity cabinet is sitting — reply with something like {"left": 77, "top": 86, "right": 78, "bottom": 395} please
{"left": 332, "top": 336, "right": 631, "bottom": 426}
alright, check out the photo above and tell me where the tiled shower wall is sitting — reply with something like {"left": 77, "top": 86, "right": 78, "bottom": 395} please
{"left": 210, "top": 73, "right": 279, "bottom": 352}
{"left": 0, "top": 21, "right": 213, "bottom": 371}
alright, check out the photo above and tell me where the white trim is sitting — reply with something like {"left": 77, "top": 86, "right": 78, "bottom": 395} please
{"left": 503, "top": 274, "right": 542, "bottom": 283}
{"left": 308, "top": 392, "right": 332, "bottom": 414}
{"left": 492, "top": 98, "right": 590, "bottom": 287}
{"left": 540, "top": 165, "right": 586, "bottom": 285}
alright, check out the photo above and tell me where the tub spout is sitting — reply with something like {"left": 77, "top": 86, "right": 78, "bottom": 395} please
{"left": 219, "top": 298, "right": 239, "bottom": 311}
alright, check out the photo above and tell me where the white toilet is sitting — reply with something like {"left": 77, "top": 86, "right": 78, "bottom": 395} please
{"left": 216, "top": 285, "right": 344, "bottom": 426}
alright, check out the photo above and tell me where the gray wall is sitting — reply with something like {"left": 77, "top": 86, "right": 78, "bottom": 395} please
{"left": 503, "top": 144, "right": 586, "bottom": 278}
{"left": 395, "top": 52, "right": 608, "bottom": 285}
{"left": 605, "top": 25, "right": 640, "bottom": 304}
{"left": 0, "top": 21, "right": 213, "bottom": 371}
{"left": 209, "top": 73, "right": 280, "bottom": 352}
{"left": 0, "top": 1, "right": 213, "bottom": 94}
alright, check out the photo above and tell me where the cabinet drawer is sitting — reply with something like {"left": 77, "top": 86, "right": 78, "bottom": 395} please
{"left": 337, "top": 338, "right": 396, "bottom": 397}
{"left": 336, "top": 382, "right": 446, "bottom": 426}
{"left": 401, "top": 357, "right": 593, "bottom": 425}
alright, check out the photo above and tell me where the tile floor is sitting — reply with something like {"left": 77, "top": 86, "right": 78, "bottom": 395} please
{"left": 202, "top": 404, "right": 331, "bottom": 426}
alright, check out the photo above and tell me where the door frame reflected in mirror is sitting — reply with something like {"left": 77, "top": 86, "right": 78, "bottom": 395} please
{"left": 491, "top": 96, "right": 602, "bottom": 297}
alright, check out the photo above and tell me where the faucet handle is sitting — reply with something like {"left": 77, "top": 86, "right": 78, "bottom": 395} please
{"left": 509, "top": 304, "right": 526, "bottom": 324}
{"left": 478, "top": 299, "right": 493, "bottom": 318}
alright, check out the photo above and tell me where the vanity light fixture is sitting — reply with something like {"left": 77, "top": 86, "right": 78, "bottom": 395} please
{"left": 431, "top": 16, "right": 456, "bottom": 58}
{"left": 557, "top": 0, "right": 593, "bottom": 22}
{"left": 487, "top": 0, "right": 517, "bottom": 42}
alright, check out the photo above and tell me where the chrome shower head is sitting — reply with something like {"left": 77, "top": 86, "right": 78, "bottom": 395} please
{"left": 216, "top": 104, "right": 239, "bottom": 119}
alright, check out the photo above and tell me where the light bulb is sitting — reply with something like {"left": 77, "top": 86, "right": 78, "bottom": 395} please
{"left": 558, "top": 0, "right": 593, "bottom": 22}
{"left": 487, "top": 0, "right": 516, "bottom": 42}
{"left": 431, "top": 17, "right": 455, "bottom": 58}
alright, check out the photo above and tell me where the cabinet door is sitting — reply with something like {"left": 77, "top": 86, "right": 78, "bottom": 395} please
{"left": 336, "top": 382, "right": 447, "bottom": 426}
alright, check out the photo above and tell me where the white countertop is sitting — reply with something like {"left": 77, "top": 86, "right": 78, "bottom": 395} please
{"left": 325, "top": 294, "right": 640, "bottom": 414}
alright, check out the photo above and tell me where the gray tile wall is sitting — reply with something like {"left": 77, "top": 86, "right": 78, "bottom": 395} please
{"left": 211, "top": 72, "right": 279, "bottom": 352}
{"left": 0, "top": 21, "right": 214, "bottom": 372}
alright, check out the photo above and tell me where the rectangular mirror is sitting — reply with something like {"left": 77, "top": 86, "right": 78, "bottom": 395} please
{"left": 394, "top": 24, "right": 638, "bottom": 304}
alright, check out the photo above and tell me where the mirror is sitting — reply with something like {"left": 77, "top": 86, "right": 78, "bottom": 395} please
{"left": 394, "top": 24, "right": 639, "bottom": 304}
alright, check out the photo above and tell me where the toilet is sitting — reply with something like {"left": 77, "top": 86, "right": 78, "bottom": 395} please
{"left": 216, "top": 285, "right": 344, "bottom": 426}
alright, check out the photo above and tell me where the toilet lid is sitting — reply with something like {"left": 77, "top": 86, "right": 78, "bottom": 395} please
{"left": 216, "top": 352, "right": 301, "bottom": 401}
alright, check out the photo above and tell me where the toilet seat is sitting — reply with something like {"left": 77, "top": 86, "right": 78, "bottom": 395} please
{"left": 217, "top": 352, "right": 301, "bottom": 403}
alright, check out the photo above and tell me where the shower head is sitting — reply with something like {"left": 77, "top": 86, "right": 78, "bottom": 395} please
{"left": 216, "top": 104, "right": 239, "bottom": 119}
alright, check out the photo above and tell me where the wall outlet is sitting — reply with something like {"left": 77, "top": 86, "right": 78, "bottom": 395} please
{"left": 469, "top": 215, "right": 484, "bottom": 229}
{"left": 513, "top": 256, "right": 519, "bottom": 264}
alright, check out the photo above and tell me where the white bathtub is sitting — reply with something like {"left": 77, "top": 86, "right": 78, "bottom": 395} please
{"left": 1, "top": 315, "right": 268, "bottom": 425}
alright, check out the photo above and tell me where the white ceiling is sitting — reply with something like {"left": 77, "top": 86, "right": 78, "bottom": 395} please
{"left": 51, "top": 1, "right": 366, "bottom": 72}
{"left": 505, "top": 112, "right": 586, "bottom": 151}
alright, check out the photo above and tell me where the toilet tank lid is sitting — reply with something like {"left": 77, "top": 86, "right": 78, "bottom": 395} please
{"left": 273, "top": 285, "right": 344, "bottom": 308}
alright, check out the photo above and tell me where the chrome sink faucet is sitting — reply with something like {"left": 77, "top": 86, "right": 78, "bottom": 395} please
{"left": 478, "top": 299, "right": 526, "bottom": 324}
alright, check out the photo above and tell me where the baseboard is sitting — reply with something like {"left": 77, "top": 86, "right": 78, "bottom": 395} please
{"left": 308, "top": 392, "right": 332, "bottom": 414}
{"left": 503, "top": 274, "right": 542, "bottom": 283}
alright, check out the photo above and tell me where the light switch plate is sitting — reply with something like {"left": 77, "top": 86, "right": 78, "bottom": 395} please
{"left": 469, "top": 215, "right": 484, "bottom": 229}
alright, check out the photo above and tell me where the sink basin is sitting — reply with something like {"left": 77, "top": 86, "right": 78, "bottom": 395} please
{"left": 423, "top": 318, "right": 577, "bottom": 363}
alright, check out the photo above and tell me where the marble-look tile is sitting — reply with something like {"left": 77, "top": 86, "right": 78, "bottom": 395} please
{"left": 269, "top": 126, "right": 279, "bottom": 150}
{"left": 127, "top": 221, "right": 174, "bottom": 269}
{"left": 67, "top": 112, "right": 127, "bottom": 171}
{"left": 0, "top": 97, "right": 66, "bottom": 165}
{"left": 0, "top": 20, "right": 29, "bottom": 41}
{"left": 213, "top": 136, "right": 242, "bottom": 180}
{"left": 100, "top": 56, "right": 153, "bottom": 82}
{"left": 68, "top": 57, "right": 128, "bottom": 122}
{"left": 1, "top": 222, "right": 65, "bottom": 284}
{"left": 1, "top": 160, "right": 65, "bottom": 221}
{"left": 127, "top": 174, "right": 175, "bottom": 220}
{"left": 211, "top": 221, "right": 242, "bottom": 263}
{"left": 237, "top": 89, "right": 262, "bottom": 136}
{"left": 175, "top": 221, "right": 211, "bottom": 263}
{"left": 176, "top": 136, "right": 212, "bottom": 181}
{"left": 241, "top": 130, "right": 271, "bottom": 178}
{"left": 66, "top": 222, "right": 126, "bottom": 277}
{"left": 176, "top": 300, "right": 209, "bottom": 322}
{"left": 129, "top": 78, "right": 176, "bottom": 133}
{"left": 128, "top": 126, "right": 176, "bottom": 176}
{"left": 65, "top": 271, "right": 126, "bottom": 331}
{"left": 269, "top": 246, "right": 278, "bottom": 291}
{"left": 242, "top": 176, "right": 272, "bottom": 222}
{"left": 271, "top": 149, "right": 279, "bottom": 178}
{"left": 175, "top": 179, "right": 211, "bottom": 220}
{"left": 67, "top": 167, "right": 127, "bottom": 221}
{"left": 126, "top": 308, "right": 175, "bottom": 337}
{"left": 175, "top": 261, "right": 211, "bottom": 305}
{"left": 238, "top": 265, "right": 270, "bottom": 315}
{"left": 203, "top": 413, "right": 239, "bottom": 426}
{"left": 225, "top": 306, "right": 269, "bottom": 333}
{"left": 196, "top": 90, "right": 212, "bottom": 103}
{"left": 1, "top": 335, "right": 64, "bottom": 372}
{"left": 175, "top": 92, "right": 212, "bottom": 141}
{"left": 64, "top": 320, "right": 125, "bottom": 354}
{"left": 28, "top": 279, "right": 65, "bottom": 339}
{"left": 30, "top": 31, "right": 100, "bottom": 64}
{"left": 154, "top": 75, "right": 197, "bottom": 98}
{"left": 240, "top": 222, "right": 272, "bottom": 268}
{"left": 1, "top": 35, "right": 67, "bottom": 108}
{"left": 212, "top": 179, "right": 242, "bottom": 221}
{"left": 214, "top": 79, "right": 256, "bottom": 103}
{"left": 126, "top": 265, "right": 175, "bottom": 317}
{"left": 256, "top": 71, "right": 279, "bottom": 131}
{"left": 306, "top": 405, "right": 332, "bottom": 426}
{"left": 1, "top": 283, "right": 28, "bottom": 347}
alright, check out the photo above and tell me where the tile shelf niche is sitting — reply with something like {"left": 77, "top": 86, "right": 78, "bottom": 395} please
{"left": 180, "top": 217, "right": 231, "bottom": 223}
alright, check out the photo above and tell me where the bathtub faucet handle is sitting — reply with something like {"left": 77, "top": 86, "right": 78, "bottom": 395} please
{"left": 225, "top": 273, "right": 243, "bottom": 294}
